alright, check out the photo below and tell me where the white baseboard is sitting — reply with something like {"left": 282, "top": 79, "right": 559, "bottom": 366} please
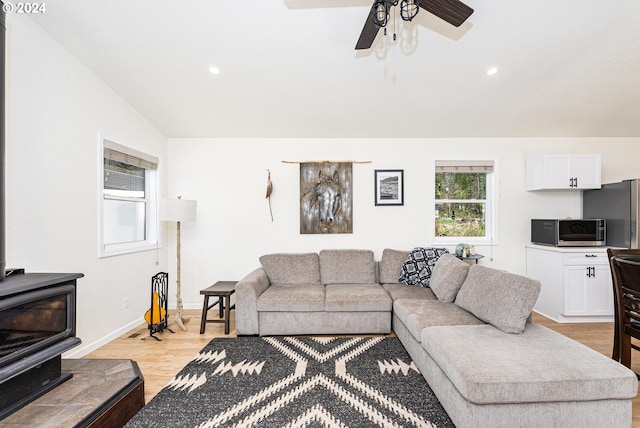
{"left": 63, "top": 318, "right": 144, "bottom": 358}
{"left": 180, "top": 303, "right": 202, "bottom": 310}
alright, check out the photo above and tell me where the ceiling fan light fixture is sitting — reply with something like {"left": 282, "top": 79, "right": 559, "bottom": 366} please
{"left": 373, "top": 0, "right": 390, "bottom": 27}
{"left": 400, "top": 0, "right": 419, "bottom": 21}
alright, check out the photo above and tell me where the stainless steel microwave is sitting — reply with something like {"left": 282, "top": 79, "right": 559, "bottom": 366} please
{"left": 531, "top": 219, "right": 606, "bottom": 247}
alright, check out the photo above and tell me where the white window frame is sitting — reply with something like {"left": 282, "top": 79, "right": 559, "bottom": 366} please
{"left": 432, "top": 159, "right": 499, "bottom": 246}
{"left": 98, "top": 136, "right": 161, "bottom": 258}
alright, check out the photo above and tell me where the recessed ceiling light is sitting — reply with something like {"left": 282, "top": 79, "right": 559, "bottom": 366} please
{"left": 209, "top": 66, "right": 221, "bottom": 75}
{"left": 487, "top": 67, "right": 498, "bottom": 76}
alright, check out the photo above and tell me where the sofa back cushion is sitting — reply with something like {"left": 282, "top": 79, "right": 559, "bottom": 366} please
{"left": 379, "top": 249, "right": 410, "bottom": 284}
{"left": 319, "top": 249, "right": 376, "bottom": 284}
{"left": 454, "top": 265, "right": 541, "bottom": 333}
{"left": 429, "top": 254, "right": 470, "bottom": 303}
{"left": 259, "top": 253, "right": 321, "bottom": 286}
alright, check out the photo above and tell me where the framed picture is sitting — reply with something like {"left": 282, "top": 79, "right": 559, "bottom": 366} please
{"left": 375, "top": 169, "right": 404, "bottom": 206}
{"left": 300, "top": 162, "right": 353, "bottom": 234}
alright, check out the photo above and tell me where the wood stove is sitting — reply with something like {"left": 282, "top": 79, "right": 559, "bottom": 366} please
{"left": 0, "top": 271, "right": 83, "bottom": 420}
{"left": 0, "top": 4, "right": 86, "bottom": 420}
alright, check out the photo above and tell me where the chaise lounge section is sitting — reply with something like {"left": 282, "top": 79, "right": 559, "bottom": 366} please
{"left": 388, "top": 252, "right": 637, "bottom": 427}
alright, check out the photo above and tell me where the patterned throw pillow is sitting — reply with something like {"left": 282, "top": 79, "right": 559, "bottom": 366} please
{"left": 399, "top": 247, "right": 450, "bottom": 287}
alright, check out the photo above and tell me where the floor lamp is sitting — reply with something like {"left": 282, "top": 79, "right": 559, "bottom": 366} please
{"left": 160, "top": 196, "right": 197, "bottom": 331}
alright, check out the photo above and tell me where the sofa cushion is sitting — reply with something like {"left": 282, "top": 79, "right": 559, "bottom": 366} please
{"left": 421, "top": 324, "right": 638, "bottom": 404}
{"left": 394, "top": 299, "right": 484, "bottom": 341}
{"left": 382, "top": 283, "right": 437, "bottom": 301}
{"left": 399, "top": 247, "right": 449, "bottom": 287}
{"left": 324, "top": 284, "right": 392, "bottom": 312}
{"left": 454, "top": 265, "right": 541, "bottom": 334}
{"left": 256, "top": 284, "right": 325, "bottom": 312}
{"left": 259, "top": 253, "right": 321, "bottom": 286}
{"left": 429, "top": 254, "right": 470, "bottom": 303}
{"left": 379, "top": 249, "right": 410, "bottom": 284}
{"left": 319, "top": 249, "right": 376, "bottom": 284}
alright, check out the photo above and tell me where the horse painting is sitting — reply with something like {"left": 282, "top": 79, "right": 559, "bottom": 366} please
{"left": 300, "top": 162, "right": 353, "bottom": 234}
{"left": 314, "top": 170, "right": 342, "bottom": 226}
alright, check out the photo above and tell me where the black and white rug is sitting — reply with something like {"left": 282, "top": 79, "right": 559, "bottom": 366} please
{"left": 125, "top": 336, "right": 454, "bottom": 428}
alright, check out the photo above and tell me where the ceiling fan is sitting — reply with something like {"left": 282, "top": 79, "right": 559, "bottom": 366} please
{"left": 355, "top": 0, "right": 474, "bottom": 50}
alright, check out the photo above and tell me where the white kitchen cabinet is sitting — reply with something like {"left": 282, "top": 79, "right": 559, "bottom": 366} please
{"left": 525, "top": 245, "right": 613, "bottom": 323}
{"left": 563, "top": 264, "right": 613, "bottom": 317}
{"left": 525, "top": 154, "right": 601, "bottom": 190}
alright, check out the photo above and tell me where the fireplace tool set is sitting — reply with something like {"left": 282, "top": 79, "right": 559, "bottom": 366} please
{"left": 144, "top": 272, "right": 173, "bottom": 340}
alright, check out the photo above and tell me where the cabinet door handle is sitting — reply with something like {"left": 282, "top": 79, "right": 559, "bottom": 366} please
{"left": 574, "top": 177, "right": 578, "bottom": 187}
{"left": 586, "top": 266, "right": 595, "bottom": 277}
{"left": 585, "top": 254, "right": 598, "bottom": 257}
{"left": 570, "top": 177, "right": 574, "bottom": 187}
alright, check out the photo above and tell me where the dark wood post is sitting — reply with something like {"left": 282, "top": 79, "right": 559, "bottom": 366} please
{"left": 0, "top": 1, "right": 7, "bottom": 280}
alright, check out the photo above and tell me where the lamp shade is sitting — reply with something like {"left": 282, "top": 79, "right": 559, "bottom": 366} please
{"left": 160, "top": 198, "right": 197, "bottom": 222}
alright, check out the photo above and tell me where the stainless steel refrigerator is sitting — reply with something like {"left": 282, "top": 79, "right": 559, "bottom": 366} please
{"left": 583, "top": 179, "right": 640, "bottom": 248}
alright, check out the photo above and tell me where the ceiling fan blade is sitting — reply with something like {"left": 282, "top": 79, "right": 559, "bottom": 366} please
{"left": 419, "top": 0, "right": 474, "bottom": 27}
{"left": 355, "top": 2, "right": 380, "bottom": 50}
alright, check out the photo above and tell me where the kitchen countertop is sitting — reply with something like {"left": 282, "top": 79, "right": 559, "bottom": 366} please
{"left": 525, "top": 244, "right": 619, "bottom": 253}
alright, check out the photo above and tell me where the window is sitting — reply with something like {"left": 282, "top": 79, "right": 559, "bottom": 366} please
{"left": 434, "top": 160, "right": 496, "bottom": 243}
{"left": 100, "top": 139, "right": 159, "bottom": 257}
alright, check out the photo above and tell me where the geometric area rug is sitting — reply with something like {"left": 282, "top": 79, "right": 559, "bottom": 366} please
{"left": 125, "top": 336, "right": 454, "bottom": 428}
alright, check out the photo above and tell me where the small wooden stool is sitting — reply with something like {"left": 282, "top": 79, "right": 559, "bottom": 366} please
{"left": 200, "top": 281, "right": 237, "bottom": 334}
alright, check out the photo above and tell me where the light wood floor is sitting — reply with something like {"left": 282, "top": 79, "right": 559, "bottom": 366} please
{"left": 86, "top": 310, "right": 640, "bottom": 427}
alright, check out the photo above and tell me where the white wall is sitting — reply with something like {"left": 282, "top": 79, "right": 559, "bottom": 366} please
{"left": 5, "top": 15, "right": 169, "bottom": 356}
{"left": 5, "top": 16, "right": 640, "bottom": 355}
{"left": 166, "top": 138, "right": 640, "bottom": 309}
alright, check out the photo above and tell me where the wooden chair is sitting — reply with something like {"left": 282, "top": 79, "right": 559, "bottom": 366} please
{"left": 608, "top": 249, "right": 640, "bottom": 372}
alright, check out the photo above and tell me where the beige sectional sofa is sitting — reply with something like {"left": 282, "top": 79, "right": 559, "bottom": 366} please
{"left": 235, "top": 248, "right": 638, "bottom": 427}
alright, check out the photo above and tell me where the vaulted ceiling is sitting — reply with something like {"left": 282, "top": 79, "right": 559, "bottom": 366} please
{"left": 28, "top": 0, "right": 640, "bottom": 138}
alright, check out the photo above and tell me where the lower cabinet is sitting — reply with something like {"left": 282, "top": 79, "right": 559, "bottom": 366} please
{"left": 563, "top": 264, "right": 613, "bottom": 317}
{"left": 526, "top": 245, "right": 613, "bottom": 323}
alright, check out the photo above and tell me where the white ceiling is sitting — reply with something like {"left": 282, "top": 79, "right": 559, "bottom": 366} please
{"left": 28, "top": 0, "right": 640, "bottom": 138}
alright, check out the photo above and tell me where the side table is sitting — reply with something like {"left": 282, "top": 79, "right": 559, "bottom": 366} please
{"left": 456, "top": 254, "right": 485, "bottom": 264}
{"left": 199, "top": 281, "right": 237, "bottom": 334}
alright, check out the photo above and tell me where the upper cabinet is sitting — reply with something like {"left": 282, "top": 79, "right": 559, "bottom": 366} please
{"left": 525, "top": 154, "right": 601, "bottom": 191}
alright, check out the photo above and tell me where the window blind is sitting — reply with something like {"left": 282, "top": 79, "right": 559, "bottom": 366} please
{"left": 435, "top": 160, "right": 494, "bottom": 173}
{"left": 103, "top": 140, "right": 158, "bottom": 171}
{"left": 103, "top": 140, "right": 158, "bottom": 193}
